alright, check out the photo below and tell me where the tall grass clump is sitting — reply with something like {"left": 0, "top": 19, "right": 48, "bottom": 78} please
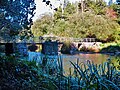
{"left": 39, "top": 55, "right": 120, "bottom": 90}
{"left": 69, "top": 60, "right": 120, "bottom": 90}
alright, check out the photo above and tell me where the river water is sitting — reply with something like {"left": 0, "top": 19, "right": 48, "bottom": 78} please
{"left": 27, "top": 52, "right": 119, "bottom": 75}
{"left": 61, "top": 53, "right": 110, "bottom": 75}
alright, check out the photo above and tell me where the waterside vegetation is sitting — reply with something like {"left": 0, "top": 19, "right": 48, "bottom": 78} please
{"left": 0, "top": 54, "right": 119, "bottom": 90}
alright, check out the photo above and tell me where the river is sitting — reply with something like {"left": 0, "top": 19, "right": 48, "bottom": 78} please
{"left": 61, "top": 53, "right": 110, "bottom": 75}
{"left": 27, "top": 52, "right": 119, "bottom": 75}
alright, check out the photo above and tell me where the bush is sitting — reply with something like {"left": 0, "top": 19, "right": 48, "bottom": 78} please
{"left": 61, "top": 42, "right": 71, "bottom": 54}
{"left": 100, "top": 45, "right": 120, "bottom": 53}
{"left": 61, "top": 42, "right": 78, "bottom": 54}
{"left": 0, "top": 55, "right": 57, "bottom": 90}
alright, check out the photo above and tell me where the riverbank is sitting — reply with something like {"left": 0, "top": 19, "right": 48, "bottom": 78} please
{"left": 78, "top": 51, "right": 118, "bottom": 56}
{"left": 61, "top": 42, "right": 120, "bottom": 56}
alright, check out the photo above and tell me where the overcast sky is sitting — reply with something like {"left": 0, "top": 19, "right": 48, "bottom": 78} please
{"left": 33, "top": 0, "right": 116, "bottom": 21}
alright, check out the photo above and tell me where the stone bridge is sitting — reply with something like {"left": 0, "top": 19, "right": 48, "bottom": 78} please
{"left": 0, "top": 36, "right": 102, "bottom": 51}
{"left": 69, "top": 38, "right": 102, "bottom": 49}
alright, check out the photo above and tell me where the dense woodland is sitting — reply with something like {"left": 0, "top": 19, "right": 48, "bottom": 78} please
{"left": 0, "top": 0, "right": 120, "bottom": 43}
{"left": 0, "top": 0, "right": 36, "bottom": 41}
{"left": 32, "top": 0, "right": 120, "bottom": 43}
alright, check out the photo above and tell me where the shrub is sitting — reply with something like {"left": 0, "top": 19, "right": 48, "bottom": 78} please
{"left": 61, "top": 42, "right": 71, "bottom": 54}
{"left": 0, "top": 55, "right": 57, "bottom": 90}
{"left": 61, "top": 41, "right": 78, "bottom": 54}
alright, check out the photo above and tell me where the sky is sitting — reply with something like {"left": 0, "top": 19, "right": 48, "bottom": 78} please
{"left": 33, "top": 0, "right": 116, "bottom": 21}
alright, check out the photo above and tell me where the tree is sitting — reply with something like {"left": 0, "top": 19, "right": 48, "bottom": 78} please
{"left": 31, "top": 14, "right": 53, "bottom": 37}
{"left": 116, "top": 0, "right": 120, "bottom": 5}
{"left": 32, "top": 1, "right": 120, "bottom": 43}
{"left": 0, "top": 0, "right": 36, "bottom": 41}
{"left": 54, "top": 1, "right": 76, "bottom": 20}
{"left": 109, "top": 3, "right": 120, "bottom": 24}
{"left": 85, "top": 0, "right": 106, "bottom": 15}
{"left": 63, "top": 2, "right": 76, "bottom": 16}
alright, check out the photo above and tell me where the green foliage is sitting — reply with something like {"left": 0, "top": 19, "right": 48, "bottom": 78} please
{"left": 85, "top": 0, "right": 106, "bottom": 15}
{"left": 100, "top": 45, "right": 120, "bottom": 53}
{"left": 0, "top": 55, "right": 57, "bottom": 90}
{"left": 31, "top": 15, "right": 53, "bottom": 36}
{"left": 0, "top": 0, "right": 36, "bottom": 41}
{"left": 61, "top": 41, "right": 71, "bottom": 54}
{"left": 109, "top": 3, "right": 120, "bottom": 24}
{"left": 32, "top": 1, "right": 120, "bottom": 43}
{"left": 100, "top": 42, "right": 120, "bottom": 53}
{"left": 54, "top": 7, "right": 63, "bottom": 20}
{"left": 63, "top": 2, "right": 76, "bottom": 16}
{"left": 110, "top": 56, "right": 120, "bottom": 71}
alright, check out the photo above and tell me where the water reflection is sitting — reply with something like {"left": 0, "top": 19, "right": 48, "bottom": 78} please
{"left": 61, "top": 53, "right": 109, "bottom": 75}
